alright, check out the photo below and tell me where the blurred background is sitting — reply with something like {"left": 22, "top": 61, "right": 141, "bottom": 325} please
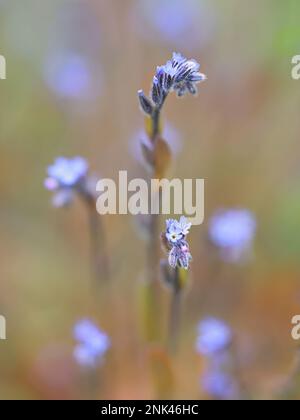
{"left": 0, "top": 0, "right": 300, "bottom": 400}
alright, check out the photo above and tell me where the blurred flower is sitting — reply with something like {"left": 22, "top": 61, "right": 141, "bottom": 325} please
{"left": 196, "top": 318, "right": 232, "bottom": 356}
{"left": 162, "top": 216, "right": 192, "bottom": 270}
{"left": 44, "top": 52, "right": 99, "bottom": 100}
{"left": 46, "top": 157, "right": 88, "bottom": 188}
{"left": 196, "top": 318, "right": 239, "bottom": 399}
{"left": 201, "top": 370, "right": 238, "bottom": 400}
{"left": 136, "top": 0, "right": 214, "bottom": 50}
{"left": 44, "top": 157, "right": 89, "bottom": 208}
{"left": 139, "top": 52, "right": 206, "bottom": 111}
{"left": 209, "top": 209, "right": 257, "bottom": 263}
{"left": 73, "top": 319, "right": 110, "bottom": 368}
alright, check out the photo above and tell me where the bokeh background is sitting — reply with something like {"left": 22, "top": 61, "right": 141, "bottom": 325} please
{"left": 0, "top": 0, "right": 300, "bottom": 400}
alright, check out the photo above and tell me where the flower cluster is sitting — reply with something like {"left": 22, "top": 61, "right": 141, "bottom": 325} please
{"left": 209, "top": 209, "right": 257, "bottom": 263}
{"left": 162, "top": 216, "right": 192, "bottom": 270}
{"left": 44, "top": 156, "right": 89, "bottom": 207}
{"left": 196, "top": 318, "right": 238, "bottom": 400}
{"left": 73, "top": 319, "right": 110, "bottom": 368}
{"left": 138, "top": 52, "right": 206, "bottom": 114}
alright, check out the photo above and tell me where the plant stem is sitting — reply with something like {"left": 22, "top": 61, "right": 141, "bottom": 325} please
{"left": 143, "top": 105, "right": 165, "bottom": 342}
{"left": 168, "top": 267, "right": 182, "bottom": 353}
{"left": 87, "top": 203, "right": 110, "bottom": 285}
{"left": 78, "top": 186, "right": 110, "bottom": 286}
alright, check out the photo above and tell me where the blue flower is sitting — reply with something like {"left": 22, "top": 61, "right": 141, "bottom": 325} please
{"left": 178, "top": 215, "right": 192, "bottom": 236}
{"left": 196, "top": 318, "right": 232, "bottom": 356}
{"left": 168, "top": 240, "right": 192, "bottom": 270}
{"left": 163, "top": 216, "right": 193, "bottom": 270}
{"left": 137, "top": 0, "right": 214, "bottom": 50}
{"left": 44, "top": 53, "right": 92, "bottom": 99}
{"left": 169, "top": 52, "right": 206, "bottom": 97}
{"left": 46, "top": 157, "right": 88, "bottom": 188}
{"left": 156, "top": 52, "right": 206, "bottom": 102}
{"left": 166, "top": 219, "right": 184, "bottom": 244}
{"left": 166, "top": 216, "right": 192, "bottom": 244}
{"left": 209, "top": 209, "right": 257, "bottom": 263}
{"left": 45, "top": 157, "right": 89, "bottom": 208}
{"left": 138, "top": 52, "right": 206, "bottom": 110}
{"left": 73, "top": 319, "right": 110, "bottom": 368}
{"left": 201, "top": 370, "right": 238, "bottom": 400}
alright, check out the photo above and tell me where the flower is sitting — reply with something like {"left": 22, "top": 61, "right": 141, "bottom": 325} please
{"left": 44, "top": 53, "right": 93, "bottom": 99}
{"left": 178, "top": 215, "right": 192, "bottom": 236}
{"left": 170, "top": 52, "right": 206, "bottom": 97}
{"left": 166, "top": 216, "right": 192, "bottom": 244}
{"left": 168, "top": 240, "right": 192, "bottom": 270}
{"left": 45, "top": 157, "right": 88, "bottom": 188}
{"left": 163, "top": 216, "right": 192, "bottom": 270}
{"left": 209, "top": 209, "right": 257, "bottom": 263}
{"left": 73, "top": 319, "right": 110, "bottom": 368}
{"left": 136, "top": 0, "right": 214, "bottom": 49}
{"left": 201, "top": 370, "right": 238, "bottom": 400}
{"left": 196, "top": 318, "right": 232, "bottom": 356}
{"left": 138, "top": 52, "right": 206, "bottom": 110}
{"left": 166, "top": 219, "right": 184, "bottom": 244}
{"left": 44, "top": 157, "right": 89, "bottom": 208}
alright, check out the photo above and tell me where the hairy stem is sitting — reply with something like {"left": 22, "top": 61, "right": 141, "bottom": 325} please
{"left": 168, "top": 267, "right": 182, "bottom": 353}
{"left": 88, "top": 204, "right": 110, "bottom": 285}
{"left": 78, "top": 186, "right": 110, "bottom": 286}
{"left": 143, "top": 105, "right": 165, "bottom": 342}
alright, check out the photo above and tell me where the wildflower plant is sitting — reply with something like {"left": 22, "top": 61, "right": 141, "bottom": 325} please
{"left": 137, "top": 53, "right": 206, "bottom": 344}
{"left": 45, "top": 156, "right": 109, "bottom": 284}
{"left": 196, "top": 318, "right": 240, "bottom": 400}
{"left": 161, "top": 216, "right": 193, "bottom": 350}
{"left": 138, "top": 52, "right": 206, "bottom": 143}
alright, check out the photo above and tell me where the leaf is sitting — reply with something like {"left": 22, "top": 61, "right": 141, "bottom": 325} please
{"left": 141, "top": 139, "right": 154, "bottom": 169}
{"left": 153, "top": 136, "right": 172, "bottom": 179}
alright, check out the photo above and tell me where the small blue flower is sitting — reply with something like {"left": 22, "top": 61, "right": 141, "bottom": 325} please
{"left": 168, "top": 240, "right": 192, "bottom": 270}
{"left": 209, "top": 209, "right": 256, "bottom": 263}
{"left": 201, "top": 370, "right": 238, "bottom": 400}
{"left": 137, "top": 0, "right": 214, "bottom": 49}
{"left": 46, "top": 157, "right": 88, "bottom": 188}
{"left": 73, "top": 319, "right": 110, "bottom": 368}
{"left": 163, "top": 216, "right": 193, "bottom": 270}
{"left": 153, "top": 53, "right": 206, "bottom": 104}
{"left": 178, "top": 216, "right": 192, "bottom": 236}
{"left": 45, "top": 157, "right": 89, "bottom": 208}
{"left": 166, "top": 219, "right": 184, "bottom": 244}
{"left": 166, "top": 216, "right": 192, "bottom": 244}
{"left": 138, "top": 52, "right": 206, "bottom": 110}
{"left": 196, "top": 318, "right": 232, "bottom": 356}
{"left": 44, "top": 53, "right": 92, "bottom": 99}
